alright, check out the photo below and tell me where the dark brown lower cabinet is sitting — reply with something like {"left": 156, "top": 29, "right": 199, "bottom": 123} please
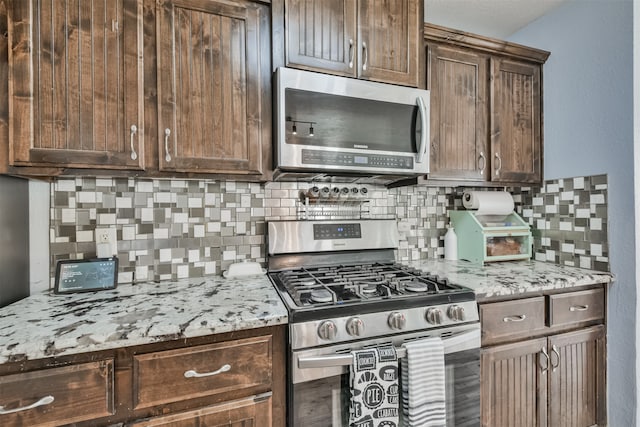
{"left": 0, "top": 326, "right": 285, "bottom": 427}
{"left": 0, "top": 360, "right": 114, "bottom": 427}
{"left": 548, "top": 327, "right": 606, "bottom": 427}
{"left": 481, "top": 337, "right": 548, "bottom": 426}
{"left": 481, "top": 289, "right": 607, "bottom": 427}
{"left": 482, "top": 327, "right": 606, "bottom": 427}
{"left": 127, "top": 394, "right": 272, "bottom": 427}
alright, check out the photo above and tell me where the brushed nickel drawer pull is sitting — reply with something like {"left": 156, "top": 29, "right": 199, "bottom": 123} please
{"left": 551, "top": 345, "right": 560, "bottom": 372}
{"left": 130, "top": 125, "right": 138, "bottom": 160}
{"left": 503, "top": 314, "right": 526, "bottom": 322}
{"left": 540, "top": 347, "right": 549, "bottom": 374}
{"left": 570, "top": 304, "right": 589, "bottom": 312}
{"left": 362, "top": 41, "right": 368, "bottom": 71}
{"left": 0, "top": 395, "right": 54, "bottom": 415}
{"left": 184, "top": 363, "right": 231, "bottom": 379}
{"left": 495, "top": 152, "right": 502, "bottom": 176}
{"left": 478, "top": 151, "right": 486, "bottom": 176}
{"left": 348, "top": 39, "right": 354, "bottom": 69}
{"left": 164, "top": 128, "right": 172, "bottom": 162}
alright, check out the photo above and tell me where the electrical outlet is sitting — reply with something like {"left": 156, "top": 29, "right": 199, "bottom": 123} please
{"left": 95, "top": 228, "right": 117, "bottom": 257}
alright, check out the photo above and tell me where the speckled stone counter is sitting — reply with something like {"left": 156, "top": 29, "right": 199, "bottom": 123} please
{"left": 0, "top": 275, "right": 288, "bottom": 364}
{"left": 408, "top": 259, "right": 614, "bottom": 301}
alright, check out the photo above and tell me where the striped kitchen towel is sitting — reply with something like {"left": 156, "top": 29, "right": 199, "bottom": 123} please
{"left": 401, "top": 337, "right": 446, "bottom": 427}
{"left": 350, "top": 345, "right": 400, "bottom": 427}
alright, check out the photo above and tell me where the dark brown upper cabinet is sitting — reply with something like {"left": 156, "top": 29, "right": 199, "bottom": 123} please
{"left": 284, "top": 0, "right": 423, "bottom": 87}
{"left": 8, "top": 0, "right": 145, "bottom": 171}
{"left": 156, "top": 0, "right": 271, "bottom": 177}
{"left": 4, "top": 0, "right": 272, "bottom": 180}
{"left": 427, "top": 44, "right": 489, "bottom": 181}
{"left": 425, "top": 23, "right": 549, "bottom": 185}
{"left": 490, "top": 58, "right": 542, "bottom": 183}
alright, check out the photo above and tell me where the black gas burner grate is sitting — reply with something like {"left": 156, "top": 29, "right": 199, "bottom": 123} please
{"left": 272, "top": 262, "right": 465, "bottom": 308}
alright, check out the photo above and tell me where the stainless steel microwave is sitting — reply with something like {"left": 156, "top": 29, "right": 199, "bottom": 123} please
{"left": 274, "top": 67, "right": 430, "bottom": 184}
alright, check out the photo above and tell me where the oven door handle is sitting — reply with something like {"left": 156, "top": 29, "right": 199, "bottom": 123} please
{"left": 297, "top": 328, "right": 480, "bottom": 369}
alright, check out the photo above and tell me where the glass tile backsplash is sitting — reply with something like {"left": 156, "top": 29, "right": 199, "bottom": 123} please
{"left": 49, "top": 174, "right": 609, "bottom": 286}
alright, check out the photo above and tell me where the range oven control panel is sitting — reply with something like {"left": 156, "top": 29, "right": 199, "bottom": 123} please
{"left": 313, "top": 223, "right": 362, "bottom": 240}
{"left": 289, "top": 300, "right": 480, "bottom": 350}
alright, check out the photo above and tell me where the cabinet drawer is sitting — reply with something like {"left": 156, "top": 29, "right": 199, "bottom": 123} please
{"left": 0, "top": 360, "right": 114, "bottom": 427}
{"left": 480, "top": 297, "right": 546, "bottom": 345}
{"left": 133, "top": 335, "right": 272, "bottom": 409}
{"left": 127, "top": 394, "right": 272, "bottom": 426}
{"left": 549, "top": 288, "right": 605, "bottom": 327}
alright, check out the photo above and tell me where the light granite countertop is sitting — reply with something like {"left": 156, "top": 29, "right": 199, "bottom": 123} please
{"left": 0, "top": 275, "right": 288, "bottom": 364}
{"left": 0, "top": 259, "right": 614, "bottom": 364}
{"left": 408, "top": 259, "right": 614, "bottom": 301}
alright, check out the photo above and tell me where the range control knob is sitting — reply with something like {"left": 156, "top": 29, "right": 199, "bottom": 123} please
{"left": 388, "top": 312, "right": 406, "bottom": 330}
{"left": 425, "top": 308, "right": 443, "bottom": 325}
{"left": 447, "top": 305, "right": 466, "bottom": 322}
{"left": 346, "top": 317, "right": 365, "bottom": 337}
{"left": 317, "top": 320, "right": 338, "bottom": 341}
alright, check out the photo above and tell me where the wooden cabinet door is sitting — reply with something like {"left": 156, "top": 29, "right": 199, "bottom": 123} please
{"left": 285, "top": 0, "right": 357, "bottom": 77}
{"left": 128, "top": 394, "right": 272, "bottom": 427}
{"left": 490, "top": 58, "right": 542, "bottom": 183}
{"left": 481, "top": 337, "right": 548, "bottom": 427}
{"left": 8, "top": 0, "right": 145, "bottom": 170}
{"left": 157, "top": 0, "right": 270, "bottom": 176}
{"left": 427, "top": 44, "right": 488, "bottom": 180}
{"left": 548, "top": 326, "right": 606, "bottom": 427}
{"left": 358, "top": 0, "right": 420, "bottom": 87}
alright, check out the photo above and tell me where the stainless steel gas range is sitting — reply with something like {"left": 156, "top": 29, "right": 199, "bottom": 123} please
{"left": 267, "top": 219, "right": 481, "bottom": 427}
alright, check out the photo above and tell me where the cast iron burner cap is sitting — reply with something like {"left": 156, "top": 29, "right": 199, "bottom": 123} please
{"left": 358, "top": 282, "right": 379, "bottom": 294}
{"left": 405, "top": 280, "right": 429, "bottom": 293}
{"left": 310, "top": 288, "right": 333, "bottom": 303}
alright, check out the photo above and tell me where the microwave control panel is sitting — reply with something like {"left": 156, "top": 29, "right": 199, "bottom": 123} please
{"left": 301, "top": 149, "right": 413, "bottom": 170}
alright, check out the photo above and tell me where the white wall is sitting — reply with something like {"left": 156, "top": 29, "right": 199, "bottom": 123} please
{"left": 28, "top": 180, "right": 49, "bottom": 294}
{"left": 509, "top": 0, "right": 635, "bottom": 424}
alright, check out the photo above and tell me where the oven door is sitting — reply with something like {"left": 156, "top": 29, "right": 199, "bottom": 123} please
{"left": 289, "top": 325, "right": 481, "bottom": 427}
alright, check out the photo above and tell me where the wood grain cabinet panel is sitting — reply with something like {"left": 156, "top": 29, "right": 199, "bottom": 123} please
{"left": 424, "top": 24, "right": 547, "bottom": 185}
{"left": 357, "top": 0, "right": 420, "bottom": 86}
{"left": 128, "top": 394, "right": 272, "bottom": 427}
{"left": 480, "top": 296, "right": 546, "bottom": 346}
{"left": 285, "top": 0, "right": 421, "bottom": 87}
{"left": 427, "top": 44, "right": 488, "bottom": 180}
{"left": 156, "top": 0, "right": 270, "bottom": 176}
{"left": 549, "top": 288, "right": 605, "bottom": 327}
{"left": 490, "top": 58, "right": 542, "bottom": 183}
{"left": 0, "top": 359, "right": 114, "bottom": 427}
{"left": 480, "top": 288, "right": 607, "bottom": 427}
{"left": 133, "top": 335, "right": 272, "bottom": 409}
{"left": 481, "top": 337, "right": 548, "bottom": 427}
{"left": 285, "top": 0, "right": 357, "bottom": 76}
{"left": 8, "top": 0, "right": 145, "bottom": 170}
{"left": 548, "top": 326, "right": 606, "bottom": 427}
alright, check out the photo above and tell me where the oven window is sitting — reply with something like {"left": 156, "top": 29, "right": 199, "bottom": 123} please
{"left": 290, "top": 348, "right": 480, "bottom": 427}
{"left": 445, "top": 348, "right": 481, "bottom": 427}
{"left": 292, "top": 375, "right": 351, "bottom": 427}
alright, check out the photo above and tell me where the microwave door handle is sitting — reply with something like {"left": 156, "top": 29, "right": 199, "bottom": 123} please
{"left": 297, "top": 328, "right": 480, "bottom": 369}
{"left": 416, "top": 96, "right": 428, "bottom": 164}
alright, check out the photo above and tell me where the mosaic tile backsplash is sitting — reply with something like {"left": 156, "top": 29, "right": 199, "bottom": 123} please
{"left": 512, "top": 174, "right": 609, "bottom": 271}
{"left": 49, "top": 174, "right": 609, "bottom": 287}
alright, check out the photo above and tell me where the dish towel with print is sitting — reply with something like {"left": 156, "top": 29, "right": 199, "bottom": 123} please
{"left": 350, "top": 344, "right": 400, "bottom": 427}
{"left": 401, "top": 337, "right": 446, "bottom": 427}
